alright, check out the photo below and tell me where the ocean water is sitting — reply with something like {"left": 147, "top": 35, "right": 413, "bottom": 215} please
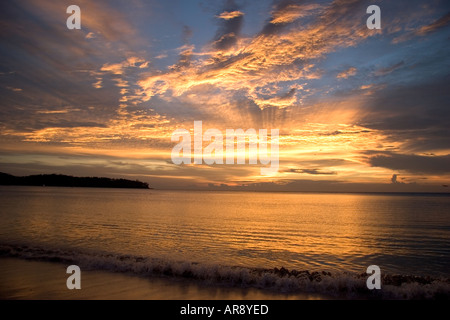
{"left": 0, "top": 186, "right": 449, "bottom": 299}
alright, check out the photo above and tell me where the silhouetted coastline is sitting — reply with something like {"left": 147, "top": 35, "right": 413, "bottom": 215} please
{"left": 0, "top": 172, "right": 150, "bottom": 189}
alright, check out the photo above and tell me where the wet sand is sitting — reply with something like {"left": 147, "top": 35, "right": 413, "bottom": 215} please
{"left": 0, "top": 258, "right": 328, "bottom": 300}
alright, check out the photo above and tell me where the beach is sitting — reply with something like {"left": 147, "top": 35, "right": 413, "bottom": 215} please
{"left": 0, "top": 257, "right": 327, "bottom": 300}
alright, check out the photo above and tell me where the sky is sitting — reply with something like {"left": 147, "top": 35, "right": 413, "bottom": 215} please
{"left": 0, "top": 0, "right": 449, "bottom": 192}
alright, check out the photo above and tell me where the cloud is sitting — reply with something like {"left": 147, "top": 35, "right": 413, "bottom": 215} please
{"left": 358, "top": 73, "right": 450, "bottom": 154}
{"left": 169, "top": 45, "right": 194, "bottom": 71}
{"left": 270, "top": 3, "right": 321, "bottom": 25}
{"left": 68, "top": 0, "right": 137, "bottom": 42}
{"left": 181, "top": 25, "right": 193, "bottom": 46}
{"left": 36, "top": 108, "right": 78, "bottom": 114}
{"left": 92, "top": 78, "right": 103, "bottom": 89}
{"left": 1, "top": 0, "right": 450, "bottom": 191}
{"left": 200, "top": 178, "right": 449, "bottom": 193}
{"left": 416, "top": 12, "right": 450, "bottom": 36}
{"left": 101, "top": 63, "right": 125, "bottom": 75}
{"left": 98, "top": 56, "right": 150, "bottom": 104}
{"left": 392, "top": 11, "right": 450, "bottom": 43}
{"left": 216, "top": 11, "right": 244, "bottom": 20}
{"left": 391, "top": 174, "right": 400, "bottom": 184}
{"left": 16, "top": 0, "right": 138, "bottom": 43}
{"left": 137, "top": 0, "right": 378, "bottom": 111}
{"left": 5, "top": 86, "right": 22, "bottom": 92}
{"left": 113, "top": 78, "right": 129, "bottom": 88}
{"left": 285, "top": 168, "right": 337, "bottom": 175}
{"left": 213, "top": 3, "right": 244, "bottom": 51}
{"left": 373, "top": 61, "right": 405, "bottom": 77}
{"left": 253, "top": 88, "right": 298, "bottom": 109}
{"left": 85, "top": 32, "right": 96, "bottom": 39}
{"left": 337, "top": 67, "right": 357, "bottom": 79}
{"left": 100, "top": 57, "right": 149, "bottom": 75}
{"left": 0, "top": 0, "right": 155, "bottom": 139}
{"left": 321, "top": 129, "right": 371, "bottom": 136}
{"left": 367, "top": 152, "right": 450, "bottom": 175}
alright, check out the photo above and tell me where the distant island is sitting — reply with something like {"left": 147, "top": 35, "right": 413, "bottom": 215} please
{"left": 0, "top": 172, "right": 150, "bottom": 189}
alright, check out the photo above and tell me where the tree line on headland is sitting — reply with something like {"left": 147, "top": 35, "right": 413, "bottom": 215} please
{"left": 0, "top": 172, "right": 150, "bottom": 189}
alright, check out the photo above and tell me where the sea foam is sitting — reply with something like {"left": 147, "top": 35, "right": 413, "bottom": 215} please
{"left": 1, "top": 243, "right": 448, "bottom": 300}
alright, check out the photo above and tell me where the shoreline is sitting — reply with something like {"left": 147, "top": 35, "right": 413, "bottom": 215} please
{"left": 0, "top": 257, "right": 329, "bottom": 300}
{"left": 1, "top": 242, "right": 449, "bottom": 300}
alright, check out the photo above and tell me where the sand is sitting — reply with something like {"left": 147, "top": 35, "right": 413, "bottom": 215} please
{"left": 0, "top": 257, "right": 328, "bottom": 300}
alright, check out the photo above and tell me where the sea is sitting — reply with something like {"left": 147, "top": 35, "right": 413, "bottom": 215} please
{"left": 0, "top": 186, "right": 449, "bottom": 299}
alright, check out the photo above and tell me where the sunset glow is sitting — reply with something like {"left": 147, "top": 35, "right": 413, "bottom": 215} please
{"left": 1, "top": 0, "right": 449, "bottom": 192}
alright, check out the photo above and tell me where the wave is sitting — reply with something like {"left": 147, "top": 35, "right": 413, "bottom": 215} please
{"left": 1, "top": 243, "right": 448, "bottom": 300}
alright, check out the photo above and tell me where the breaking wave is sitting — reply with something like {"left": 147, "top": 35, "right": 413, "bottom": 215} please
{"left": 1, "top": 243, "right": 448, "bottom": 300}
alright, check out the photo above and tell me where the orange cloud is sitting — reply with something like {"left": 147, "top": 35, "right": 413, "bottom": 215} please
{"left": 5, "top": 86, "right": 23, "bottom": 92}
{"left": 337, "top": 67, "right": 357, "bottom": 79}
{"left": 136, "top": 1, "right": 375, "bottom": 114}
{"left": 270, "top": 4, "right": 321, "bottom": 24}
{"left": 216, "top": 11, "right": 244, "bottom": 20}
{"left": 100, "top": 57, "right": 149, "bottom": 75}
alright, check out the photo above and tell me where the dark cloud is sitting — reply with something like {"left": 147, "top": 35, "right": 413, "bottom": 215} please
{"left": 182, "top": 25, "right": 193, "bottom": 43}
{"left": 321, "top": 130, "right": 371, "bottom": 136}
{"left": 33, "top": 120, "right": 108, "bottom": 129}
{"left": 294, "top": 158, "right": 354, "bottom": 167}
{"left": 203, "top": 178, "right": 449, "bottom": 193}
{"left": 366, "top": 151, "right": 450, "bottom": 175}
{"left": 261, "top": 0, "right": 299, "bottom": 35}
{"left": 169, "top": 26, "right": 195, "bottom": 70}
{"left": 391, "top": 174, "right": 400, "bottom": 184}
{"left": 360, "top": 75, "right": 450, "bottom": 153}
{"left": 200, "top": 52, "right": 252, "bottom": 73}
{"left": 171, "top": 48, "right": 193, "bottom": 70}
{"left": 0, "top": 1, "right": 135, "bottom": 133}
{"left": 280, "top": 88, "right": 296, "bottom": 99}
{"left": 255, "top": 88, "right": 297, "bottom": 108}
{"left": 213, "top": 0, "right": 243, "bottom": 50}
{"left": 373, "top": 61, "right": 405, "bottom": 77}
{"left": 284, "top": 168, "right": 337, "bottom": 175}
